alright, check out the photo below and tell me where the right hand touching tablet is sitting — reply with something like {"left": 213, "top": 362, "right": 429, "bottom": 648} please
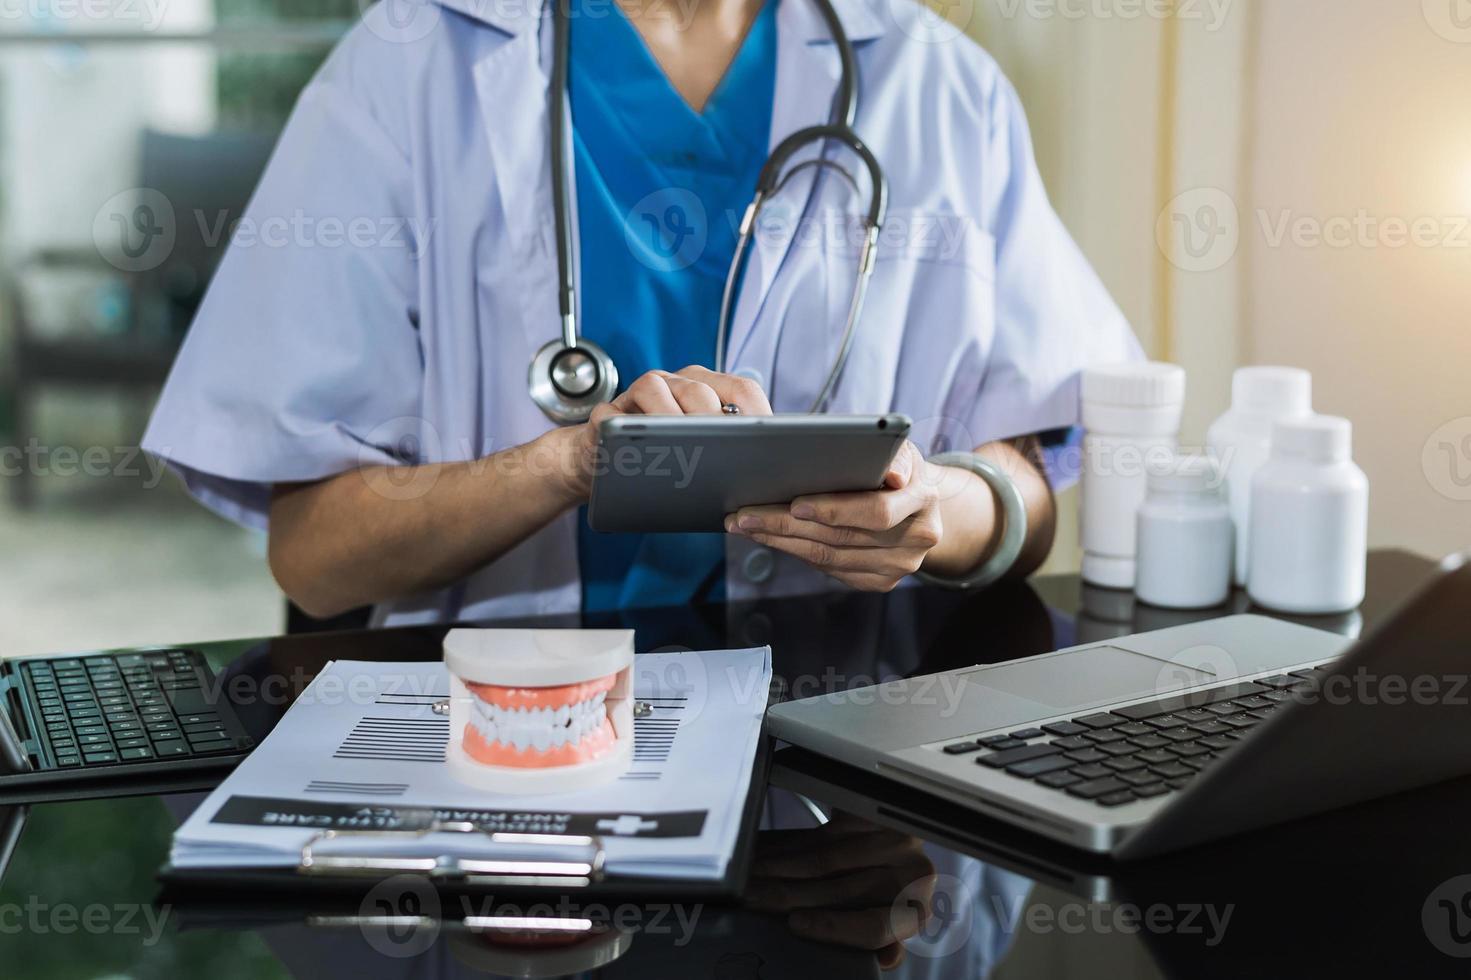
{"left": 562, "top": 365, "right": 773, "bottom": 500}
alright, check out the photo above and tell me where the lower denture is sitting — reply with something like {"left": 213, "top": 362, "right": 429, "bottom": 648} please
{"left": 462, "top": 673, "right": 619, "bottom": 768}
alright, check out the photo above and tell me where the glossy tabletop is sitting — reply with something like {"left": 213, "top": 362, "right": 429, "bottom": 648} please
{"left": 1, "top": 550, "right": 1468, "bottom": 978}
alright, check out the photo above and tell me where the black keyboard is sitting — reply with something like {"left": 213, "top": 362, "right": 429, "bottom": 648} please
{"left": 942, "top": 666, "right": 1333, "bottom": 808}
{"left": 18, "top": 650, "right": 250, "bottom": 770}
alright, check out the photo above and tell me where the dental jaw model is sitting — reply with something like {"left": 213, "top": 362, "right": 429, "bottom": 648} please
{"left": 444, "top": 629, "right": 634, "bottom": 794}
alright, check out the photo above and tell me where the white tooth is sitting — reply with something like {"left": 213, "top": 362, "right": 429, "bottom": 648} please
{"left": 511, "top": 727, "right": 529, "bottom": 750}
{"left": 532, "top": 727, "right": 550, "bottom": 751}
{"left": 556, "top": 705, "right": 570, "bottom": 727}
{"left": 594, "top": 691, "right": 606, "bottom": 707}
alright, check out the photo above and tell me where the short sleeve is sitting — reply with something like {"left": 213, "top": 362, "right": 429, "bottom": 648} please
{"left": 962, "top": 71, "right": 1143, "bottom": 491}
{"left": 141, "top": 65, "right": 423, "bottom": 531}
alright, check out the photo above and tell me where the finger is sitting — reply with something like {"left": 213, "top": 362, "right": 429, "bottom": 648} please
{"left": 877, "top": 942, "right": 907, "bottom": 971}
{"left": 788, "top": 907, "right": 902, "bottom": 952}
{"left": 673, "top": 365, "right": 773, "bottom": 415}
{"left": 654, "top": 373, "right": 723, "bottom": 415}
{"left": 618, "top": 372, "right": 685, "bottom": 415}
{"left": 789, "top": 489, "right": 925, "bottom": 532}
{"left": 742, "top": 533, "right": 884, "bottom": 573}
{"left": 883, "top": 441, "right": 920, "bottom": 490}
{"left": 728, "top": 506, "right": 910, "bottom": 547}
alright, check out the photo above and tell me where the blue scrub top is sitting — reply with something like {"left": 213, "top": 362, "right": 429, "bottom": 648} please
{"left": 571, "top": 0, "right": 778, "bottom": 613}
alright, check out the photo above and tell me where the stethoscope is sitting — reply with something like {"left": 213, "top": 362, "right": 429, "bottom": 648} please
{"left": 528, "top": 0, "right": 890, "bottom": 425}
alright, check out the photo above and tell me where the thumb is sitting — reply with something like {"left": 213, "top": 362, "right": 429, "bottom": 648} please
{"left": 883, "top": 442, "right": 917, "bottom": 490}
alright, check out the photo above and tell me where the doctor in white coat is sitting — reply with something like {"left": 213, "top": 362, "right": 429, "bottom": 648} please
{"left": 143, "top": 0, "right": 1140, "bottom": 626}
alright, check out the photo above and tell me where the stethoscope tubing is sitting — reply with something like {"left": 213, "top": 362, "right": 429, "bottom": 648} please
{"left": 541, "top": 0, "right": 888, "bottom": 420}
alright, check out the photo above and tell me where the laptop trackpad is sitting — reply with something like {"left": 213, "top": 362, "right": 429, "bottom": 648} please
{"left": 961, "top": 645, "right": 1215, "bottom": 721}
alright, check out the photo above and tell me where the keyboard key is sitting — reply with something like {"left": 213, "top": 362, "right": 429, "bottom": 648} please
{"left": 116, "top": 737, "right": 150, "bottom": 750}
{"left": 183, "top": 721, "right": 226, "bottom": 736}
{"left": 1254, "top": 674, "right": 1299, "bottom": 689}
{"left": 1114, "top": 722, "right": 1153, "bottom": 737}
{"left": 1133, "top": 782, "right": 1170, "bottom": 798}
{"left": 1134, "top": 749, "right": 1177, "bottom": 765}
{"left": 1073, "top": 713, "right": 1125, "bottom": 730}
{"left": 1066, "top": 777, "right": 1130, "bottom": 800}
{"left": 1173, "top": 708, "right": 1216, "bottom": 724}
{"left": 1167, "top": 776, "right": 1194, "bottom": 790}
{"left": 152, "top": 740, "right": 188, "bottom": 757}
{"left": 1204, "top": 703, "right": 1241, "bottom": 717}
{"left": 1126, "top": 734, "right": 1169, "bottom": 750}
{"left": 177, "top": 713, "right": 220, "bottom": 727}
{"left": 978, "top": 743, "right": 1062, "bottom": 769}
{"left": 1041, "top": 721, "right": 1088, "bottom": 737}
{"left": 55, "top": 755, "right": 82, "bottom": 767}
{"left": 1007, "top": 728, "right": 1044, "bottom": 741}
{"left": 1220, "top": 714, "right": 1259, "bottom": 730}
{"left": 119, "top": 747, "right": 155, "bottom": 761}
{"left": 1160, "top": 728, "right": 1198, "bottom": 743}
{"left": 1069, "top": 763, "right": 1112, "bottom": 780}
{"left": 82, "top": 751, "right": 118, "bottom": 765}
{"left": 984, "top": 738, "right": 1026, "bottom": 752}
{"left": 74, "top": 725, "right": 107, "bottom": 737}
{"left": 1007, "top": 755, "right": 1076, "bottom": 778}
{"left": 1168, "top": 742, "right": 1211, "bottom": 758}
{"left": 1181, "top": 757, "right": 1213, "bottom": 770}
{"left": 1231, "top": 695, "right": 1274, "bottom": 711}
{"left": 188, "top": 738, "right": 234, "bottom": 755}
{"left": 1189, "top": 719, "right": 1234, "bottom": 736}
{"left": 1112, "top": 683, "right": 1271, "bottom": 721}
{"left": 1050, "top": 735, "right": 1092, "bottom": 751}
{"left": 1198, "top": 735, "right": 1237, "bottom": 751}
{"left": 1083, "top": 729, "right": 1127, "bottom": 745}
{"left": 943, "top": 742, "right": 981, "bottom": 755}
{"left": 1098, "top": 742, "right": 1138, "bottom": 758}
{"left": 1143, "top": 715, "right": 1188, "bottom": 731}
{"left": 980, "top": 734, "right": 1016, "bottom": 747}
{"left": 1097, "top": 791, "right": 1136, "bottom": 807}
{"left": 1038, "top": 771, "right": 1082, "bottom": 789}
{"left": 1117, "top": 770, "right": 1159, "bottom": 787}
{"left": 77, "top": 733, "right": 112, "bottom": 746}
{"left": 1063, "top": 747, "right": 1108, "bottom": 764}
{"left": 109, "top": 722, "right": 143, "bottom": 734}
{"left": 1149, "top": 762, "right": 1194, "bottom": 780}
{"left": 1104, "top": 756, "right": 1146, "bottom": 772}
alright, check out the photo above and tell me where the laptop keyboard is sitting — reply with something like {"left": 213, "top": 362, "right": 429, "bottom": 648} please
{"left": 21, "top": 650, "right": 247, "bottom": 769}
{"left": 943, "top": 666, "right": 1333, "bottom": 808}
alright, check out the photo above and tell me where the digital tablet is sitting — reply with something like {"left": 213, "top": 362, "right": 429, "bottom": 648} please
{"left": 587, "top": 414, "right": 911, "bottom": 533}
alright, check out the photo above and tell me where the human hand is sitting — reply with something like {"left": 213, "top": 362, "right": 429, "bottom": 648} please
{"left": 726, "top": 441, "right": 943, "bottom": 591}
{"left": 557, "top": 365, "right": 772, "bottom": 501}
{"left": 746, "top": 812, "right": 937, "bottom": 970}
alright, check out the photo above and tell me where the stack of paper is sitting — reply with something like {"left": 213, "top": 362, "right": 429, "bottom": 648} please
{"left": 169, "top": 648, "right": 771, "bottom": 881}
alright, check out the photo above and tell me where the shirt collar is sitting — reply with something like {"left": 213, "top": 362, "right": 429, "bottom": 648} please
{"left": 430, "top": 0, "right": 886, "bottom": 44}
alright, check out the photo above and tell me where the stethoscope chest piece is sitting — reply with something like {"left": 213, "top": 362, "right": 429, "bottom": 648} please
{"left": 528, "top": 337, "right": 620, "bottom": 424}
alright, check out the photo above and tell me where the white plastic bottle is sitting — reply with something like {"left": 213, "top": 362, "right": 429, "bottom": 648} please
{"left": 1135, "top": 455, "right": 1234, "bottom": 609}
{"left": 1081, "top": 363, "right": 1186, "bottom": 589}
{"left": 1247, "top": 416, "right": 1369, "bottom": 614}
{"left": 1207, "top": 367, "right": 1313, "bottom": 585}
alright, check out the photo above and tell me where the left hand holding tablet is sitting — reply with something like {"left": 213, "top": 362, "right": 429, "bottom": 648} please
{"left": 725, "top": 441, "right": 944, "bottom": 592}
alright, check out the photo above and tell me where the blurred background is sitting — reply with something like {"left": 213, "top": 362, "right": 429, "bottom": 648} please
{"left": 0, "top": 0, "right": 1467, "bottom": 657}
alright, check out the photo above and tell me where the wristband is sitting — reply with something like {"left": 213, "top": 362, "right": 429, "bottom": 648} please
{"left": 914, "top": 452, "right": 1028, "bottom": 591}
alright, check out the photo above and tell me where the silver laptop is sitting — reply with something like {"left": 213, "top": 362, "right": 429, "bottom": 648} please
{"left": 766, "top": 555, "right": 1471, "bottom": 859}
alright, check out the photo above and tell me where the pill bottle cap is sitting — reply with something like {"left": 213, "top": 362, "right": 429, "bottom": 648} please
{"left": 1148, "top": 454, "right": 1223, "bottom": 495}
{"left": 1231, "top": 366, "right": 1312, "bottom": 417}
{"left": 1082, "top": 363, "right": 1186, "bottom": 436}
{"left": 1083, "top": 363, "right": 1186, "bottom": 408}
{"left": 1272, "top": 415, "right": 1352, "bottom": 463}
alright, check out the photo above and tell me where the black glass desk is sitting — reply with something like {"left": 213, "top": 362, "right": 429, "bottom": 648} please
{"left": 1, "top": 549, "right": 1466, "bottom": 978}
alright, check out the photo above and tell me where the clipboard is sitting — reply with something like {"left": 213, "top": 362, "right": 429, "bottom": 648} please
{"left": 156, "top": 709, "right": 775, "bottom": 905}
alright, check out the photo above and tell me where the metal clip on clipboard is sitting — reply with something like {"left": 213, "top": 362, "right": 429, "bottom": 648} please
{"left": 298, "top": 821, "right": 606, "bottom": 887}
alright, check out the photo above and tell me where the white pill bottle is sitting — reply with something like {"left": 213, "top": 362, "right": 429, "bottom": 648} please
{"left": 1080, "top": 363, "right": 1186, "bottom": 589}
{"left": 1206, "top": 367, "right": 1313, "bottom": 585}
{"left": 1247, "top": 416, "right": 1369, "bottom": 614}
{"left": 1135, "top": 454, "right": 1234, "bottom": 610}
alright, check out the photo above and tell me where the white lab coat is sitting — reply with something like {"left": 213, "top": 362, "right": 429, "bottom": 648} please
{"left": 142, "top": 0, "right": 1141, "bottom": 625}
